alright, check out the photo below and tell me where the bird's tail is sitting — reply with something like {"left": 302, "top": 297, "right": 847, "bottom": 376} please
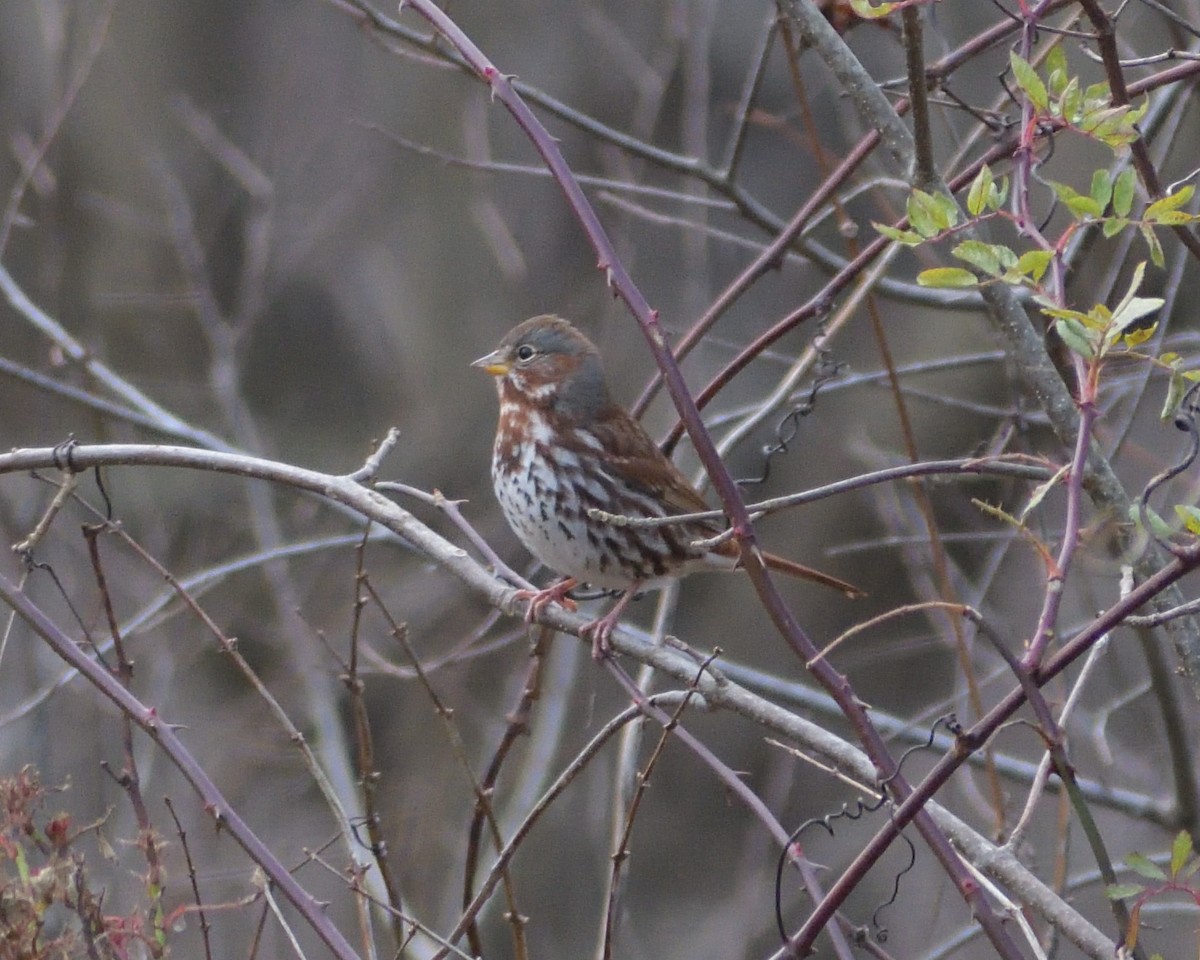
{"left": 760, "top": 550, "right": 865, "bottom": 599}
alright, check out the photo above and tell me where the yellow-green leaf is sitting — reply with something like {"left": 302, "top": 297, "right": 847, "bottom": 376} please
{"left": 1150, "top": 210, "right": 1198, "bottom": 226}
{"left": 1015, "top": 249, "right": 1053, "bottom": 283}
{"left": 1120, "top": 324, "right": 1156, "bottom": 348}
{"left": 849, "top": 0, "right": 898, "bottom": 18}
{"left": 966, "top": 165, "right": 994, "bottom": 217}
{"left": 917, "top": 267, "right": 979, "bottom": 288}
{"left": 908, "top": 189, "right": 941, "bottom": 238}
{"left": 1176, "top": 505, "right": 1200, "bottom": 537}
{"left": 1050, "top": 180, "right": 1102, "bottom": 219}
{"left": 1170, "top": 830, "right": 1194, "bottom": 877}
{"left": 875, "top": 222, "right": 924, "bottom": 245}
{"left": 953, "top": 240, "right": 1014, "bottom": 277}
{"left": 1146, "top": 186, "right": 1194, "bottom": 219}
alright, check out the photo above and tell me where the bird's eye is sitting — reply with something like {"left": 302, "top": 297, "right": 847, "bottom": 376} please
{"left": 515, "top": 344, "right": 537, "bottom": 363}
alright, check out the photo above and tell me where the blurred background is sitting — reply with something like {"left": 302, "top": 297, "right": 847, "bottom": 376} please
{"left": 1, "top": 1, "right": 1199, "bottom": 957}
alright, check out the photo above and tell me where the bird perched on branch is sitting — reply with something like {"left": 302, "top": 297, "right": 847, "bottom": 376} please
{"left": 473, "top": 315, "right": 861, "bottom": 658}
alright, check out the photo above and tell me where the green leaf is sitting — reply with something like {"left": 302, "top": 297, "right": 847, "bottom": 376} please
{"left": 1126, "top": 852, "right": 1167, "bottom": 880}
{"left": 1038, "top": 300, "right": 1095, "bottom": 325}
{"left": 875, "top": 222, "right": 925, "bottom": 245}
{"left": 1175, "top": 505, "right": 1200, "bottom": 536}
{"left": 1055, "top": 316, "right": 1096, "bottom": 358}
{"left": 992, "top": 176, "right": 1009, "bottom": 209}
{"left": 1149, "top": 210, "right": 1198, "bottom": 226}
{"left": 1113, "top": 168, "right": 1136, "bottom": 216}
{"left": 1050, "top": 180, "right": 1102, "bottom": 219}
{"left": 967, "top": 165, "right": 994, "bottom": 217}
{"left": 1082, "top": 81, "right": 1112, "bottom": 107}
{"left": 917, "top": 267, "right": 979, "bottom": 288}
{"left": 1015, "top": 249, "right": 1054, "bottom": 283}
{"left": 1110, "top": 261, "right": 1146, "bottom": 314}
{"left": 1131, "top": 503, "right": 1175, "bottom": 540}
{"left": 1010, "top": 52, "right": 1048, "bottom": 111}
{"left": 907, "top": 190, "right": 940, "bottom": 238}
{"left": 1140, "top": 223, "right": 1165, "bottom": 267}
{"left": 1059, "top": 75, "right": 1081, "bottom": 122}
{"left": 952, "top": 240, "right": 1015, "bottom": 277}
{"left": 930, "top": 192, "right": 961, "bottom": 230}
{"left": 1045, "top": 45, "right": 1069, "bottom": 97}
{"left": 1145, "top": 186, "right": 1194, "bottom": 220}
{"left": 1109, "top": 296, "right": 1161, "bottom": 337}
{"left": 1102, "top": 217, "right": 1126, "bottom": 239}
{"left": 1105, "top": 883, "right": 1144, "bottom": 900}
{"left": 1090, "top": 170, "right": 1113, "bottom": 211}
{"left": 1105, "top": 262, "right": 1162, "bottom": 348}
{"left": 1082, "top": 105, "right": 1132, "bottom": 138}
{"left": 907, "top": 190, "right": 958, "bottom": 238}
{"left": 1163, "top": 360, "right": 1188, "bottom": 422}
{"left": 1170, "top": 829, "right": 1194, "bottom": 877}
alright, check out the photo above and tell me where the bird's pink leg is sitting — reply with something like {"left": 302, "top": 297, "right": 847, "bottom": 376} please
{"left": 513, "top": 577, "right": 578, "bottom": 622}
{"left": 579, "top": 583, "right": 641, "bottom": 660}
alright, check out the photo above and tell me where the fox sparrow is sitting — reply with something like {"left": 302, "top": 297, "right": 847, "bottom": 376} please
{"left": 473, "top": 315, "right": 861, "bottom": 658}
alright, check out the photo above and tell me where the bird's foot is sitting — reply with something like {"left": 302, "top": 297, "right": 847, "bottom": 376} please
{"left": 578, "top": 586, "right": 638, "bottom": 661}
{"left": 514, "top": 578, "right": 578, "bottom": 623}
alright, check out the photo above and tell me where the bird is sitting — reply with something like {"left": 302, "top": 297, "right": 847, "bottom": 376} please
{"left": 472, "top": 315, "right": 862, "bottom": 658}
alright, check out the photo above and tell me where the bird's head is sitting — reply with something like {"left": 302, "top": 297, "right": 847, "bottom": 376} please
{"left": 472, "top": 315, "right": 611, "bottom": 416}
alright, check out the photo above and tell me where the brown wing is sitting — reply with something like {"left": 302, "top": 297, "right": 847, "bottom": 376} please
{"left": 585, "top": 403, "right": 714, "bottom": 521}
{"left": 587, "top": 404, "right": 865, "bottom": 598}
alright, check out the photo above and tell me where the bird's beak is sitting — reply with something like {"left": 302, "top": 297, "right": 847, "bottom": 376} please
{"left": 471, "top": 349, "right": 510, "bottom": 376}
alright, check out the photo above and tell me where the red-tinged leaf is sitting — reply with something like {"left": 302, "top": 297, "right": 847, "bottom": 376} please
{"left": 1126, "top": 899, "right": 1142, "bottom": 950}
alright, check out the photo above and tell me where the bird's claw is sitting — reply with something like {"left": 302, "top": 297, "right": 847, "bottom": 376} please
{"left": 513, "top": 578, "right": 578, "bottom": 623}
